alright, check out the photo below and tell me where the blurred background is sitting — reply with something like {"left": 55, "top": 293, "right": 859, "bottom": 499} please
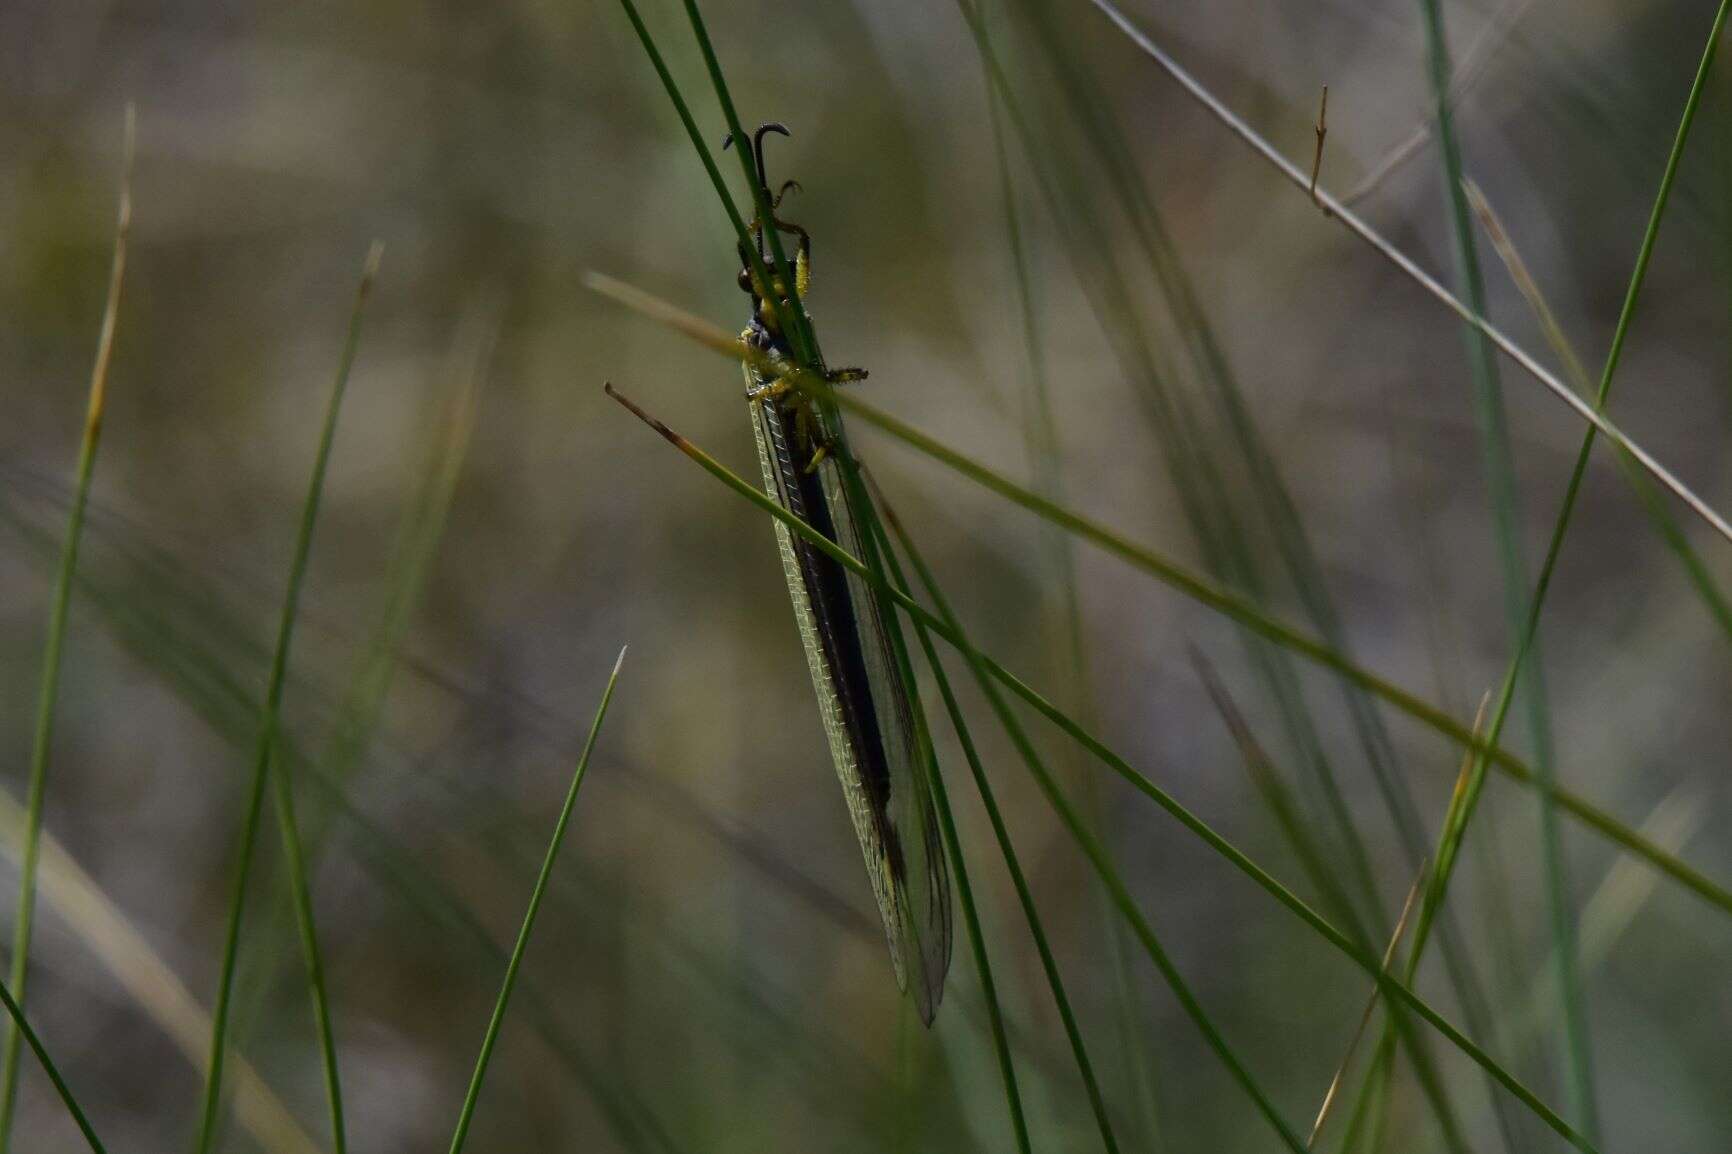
{"left": 2, "top": 0, "right": 1730, "bottom": 1150}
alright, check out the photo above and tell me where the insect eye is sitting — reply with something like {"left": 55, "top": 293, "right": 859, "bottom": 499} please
{"left": 737, "top": 266, "right": 754, "bottom": 293}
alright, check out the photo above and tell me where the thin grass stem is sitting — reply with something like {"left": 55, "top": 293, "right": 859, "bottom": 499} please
{"left": 1080, "top": 0, "right": 1732, "bottom": 549}
{"left": 445, "top": 646, "right": 627, "bottom": 1154}
{"left": 191, "top": 243, "right": 382, "bottom": 1154}
{"left": 586, "top": 283, "right": 1732, "bottom": 920}
{"left": 0, "top": 976, "right": 105, "bottom": 1154}
{"left": 0, "top": 106, "right": 135, "bottom": 1150}
{"left": 863, "top": 471, "right": 1116, "bottom": 1154}
{"left": 600, "top": 381, "right": 1594, "bottom": 1152}
{"left": 870, "top": 478, "right": 1306, "bottom": 1154}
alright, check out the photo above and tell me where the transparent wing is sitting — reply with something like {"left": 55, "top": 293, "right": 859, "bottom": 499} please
{"left": 749, "top": 379, "right": 953, "bottom": 1023}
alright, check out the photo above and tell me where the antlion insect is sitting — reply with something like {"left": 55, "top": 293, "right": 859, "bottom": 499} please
{"left": 728, "top": 122, "right": 953, "bottom": 1024}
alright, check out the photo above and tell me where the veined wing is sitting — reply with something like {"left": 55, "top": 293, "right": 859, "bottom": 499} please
{"left": 746, "top": 365, "right": 953, "bottom": 1024}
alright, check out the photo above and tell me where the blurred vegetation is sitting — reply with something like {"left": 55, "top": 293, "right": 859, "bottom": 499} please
{"left": 2, "top": 0, "right": 1731, "bottom": 1150}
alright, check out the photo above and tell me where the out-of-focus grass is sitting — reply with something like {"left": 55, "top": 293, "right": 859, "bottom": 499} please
{"left": 4, "top": 1, "right": 1732, "bottom": 1150}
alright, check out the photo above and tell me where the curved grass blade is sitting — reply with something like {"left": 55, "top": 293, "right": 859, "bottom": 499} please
{"left": 599, "top": 382, "right": 1594, "bottom": 1151}
{"left": 191, "top": 242, "right": 382, "bottom": 1154}
{"left": 862, "top": 471, "right": 1116, "bottom": 1154}
{"left": 0, "top": 106, "right": 134, "bottom": 1150}
{"left": 585, "top": 277, "right": 1732, "bottom": 920}
{"left": 446, "top": 646, "right": 627, "bottom": 1154}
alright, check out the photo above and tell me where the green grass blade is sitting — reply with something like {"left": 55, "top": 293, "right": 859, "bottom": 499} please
{"left": 224, "top": 309, "right": 491, "bottom": 1090}
{"left": 1190, "top": 652, "right": 1468, "bottom": 1154}
{"left": 0, "top": 976, "right": 106, "bottom": 1154}
{"left": 1414, "top": 0, "right": 1574, "bottom": 1140}
{"left": 0, "top": 781, "right": 322, "bottom": 1154}
{"left": 871, "top": 479, "right": 1306, "bottom": 1154}
{"left": 606, "top": 0, "right": 798, "bottom": 357}
{"left": 0, "top": 107, "right": 133, "bottom": 1152}
{"left": 588, "top": 290, "right": 1732, "bottom": 919}
{"left": 905, "top": 656, "right": 1033, "bottom": 1154}
{"left": 966, "top": 13, "right": 1508, "bottom": 1127}
{"left": 1391, "top": 2, "right": 1730, "bottom": 1138}
{"left": 445, "top": 646, "right": 627, "bottom": 1154}
{"left": 601, "top": 382, "right": 1594, "bottom": 1150}
{"left": 1466, "top": 182, "right": 1732, "bottom": 638}
{"left": 191, "top": 242, "right": 381, "bottom": 1154}
{"left": 675, "top": 0, "right": 817, "bottom": 366}
{"left": 863, "top": 476, "right": 1116, "bottom": 1154}
{"left": 974, "top": 12, "right": 1160, "bottom": 1143}
{"left": 0, "top": 490, "right": 684, "bottom": 1154}
{"left": 1079, "top": 0, "right": 1732, "bottom": 549}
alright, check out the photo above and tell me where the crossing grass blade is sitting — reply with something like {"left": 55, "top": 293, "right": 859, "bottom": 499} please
{"left": 600, "top": 381, "right": 1596, "bottom": 1151}
{"left": 191, "top": 242, "right": 383, "bottom": 1154}
{"left": 1465, "top": 179, "right": 1732, "bottom": 638}
{"left": 226, "top": 303, "right": 491, "bottom": 1086}
{"left": 961, "top": 12, "right": 1513, "bottom": 1133}
{"left": 586, "top": 275, "right": 1732, "bottom": 923}
{"left": 1363, "top": 1, "right": 1731, "bottom": 1141}
{"left": 0, "top": 106, "right": 134, "bottom": 1151}
{"left": 865, "top": 474, "right": 1306, "bottom": 1154}
{"left": 1189, "top": 651, "right": 1467, "bottom": 1154}
{"left": 861, "top": 471, "right": 1118, "bottom": 1154}
{"left": 446, "top": 646, "right": 627, "bottom": 1154}
{"left": 1078, "top": 0, "right": 1732, "bottom": 550}
{"left": 1414, "top": 0, "right": 1577, "bottom": 1139}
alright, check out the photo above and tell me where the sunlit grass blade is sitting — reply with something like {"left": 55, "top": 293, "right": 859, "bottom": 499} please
{"left": 586, "top": 278, "right": 1732, "bottom": 920}
{"left": 862, "top": 470, "right": 1116, "bottom": 1154}
{"left": 0, "top": 106, "right": 134, "bottom": 1151}
{"left": 1414, "top": 0, "right": 1573, "bottom": 1139}
{"left": 600, "top": 382, "right": 1595, "bottom": 1151}
{"left": 1336, "top": 697, "right": 1493, "bottom": 1153}
{"left": 192, "top": 242, "right": 382, "bottom": 1154}
{"left": 446, "top": 645, "right": 627, "bottom": 1154}
{"left": 865, "top": 472, "right": 1305, "bottom": 1154}
{"left": 1306, "top": 867, "right": 1426, "bottom": 1151}
{"left": 0, "top": 784, "right": 321, "bottom": 1154}
{"left": 1078, "top": 0, "right": 1732, "bottom": 549}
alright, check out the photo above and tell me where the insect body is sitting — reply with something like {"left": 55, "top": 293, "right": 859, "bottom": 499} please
{"left": 732, "top": 123, "right": 952, "bottom": 1024}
